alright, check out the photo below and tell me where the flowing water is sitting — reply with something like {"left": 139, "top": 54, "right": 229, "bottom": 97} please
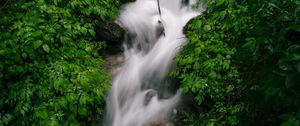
{"left": 104, "top": 0, "right": 204, "bottom": 125}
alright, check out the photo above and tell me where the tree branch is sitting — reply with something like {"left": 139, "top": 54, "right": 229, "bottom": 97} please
{"left": 157, "top": 0, "right": 165, "bottom": 36}
{"left": 157, "top": 0, "right": 162, "bottom": 17}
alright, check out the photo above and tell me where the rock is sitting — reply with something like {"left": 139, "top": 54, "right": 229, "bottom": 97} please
{"left": 103, "top": 54, "right": 125, "bottom": 77}
{"left": 97, "top": 21, "right": 127, "bottom": 54}
{"left": 96, "top": 21, "right": 126, "bottom": 44}
{"left": 149, "top": 117, "right": 174, "bottom": 126}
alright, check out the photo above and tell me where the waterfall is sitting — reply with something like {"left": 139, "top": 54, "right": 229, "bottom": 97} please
{"left": 104, "top": 0, "right": 204, "bottom": 125}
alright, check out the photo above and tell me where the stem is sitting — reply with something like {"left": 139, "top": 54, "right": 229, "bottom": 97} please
{"left": 157, "top": 0, "right": 162, "bottom": 18}
{"left": 157, "top": 0, "right": 165, "bottom": 36}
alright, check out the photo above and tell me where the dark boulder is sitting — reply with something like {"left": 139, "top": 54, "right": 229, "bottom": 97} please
{"left": 96, "top": 21, "right": 127, "bottom": 54}
{"left": 96, "top": 21, "right": 126, "bottom": 43}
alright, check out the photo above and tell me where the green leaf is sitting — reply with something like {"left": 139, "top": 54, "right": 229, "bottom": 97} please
{"left": 32, "top": 30, "right": 42, "bottom": 37}
{"left": 268, "top": 3, "right": 280, "bottom": 10}
{"left": 78, "top": 107, "right": 88, "bottom": 116}
{"left": 36, "top": 111, "right": 48, "bottom": 119}
{"left": 0, "top": 49, "right": 7, "bottom": 56}
{"left": 194, "top": 20, "right": 202, "bottom": 28}
{"left": 219, "top": 11, "right": 227, "bottom": 20}
{"left": 34, "top": 40, "right": 43, "bottom": 49}
{"left": 285, "top": 74, "right": 298, "bottom": 89}
{"left": 208, "top": 71, "right": 217, "bottom": 79}
{"left": 88, "top": 29, "right": 96, "bottom": 36}
{"left": 42, "top": 44, "right": 50, "bottom": 53}
{"left": 85, "top": 46, "right": 92, "bottom": 53}
{"left": 195, "top": 47, "right": 201, "bottom": 54}
{"left": 287, "top": 54, "right": 300, "bottom": 61}
{"left": 203, "top": 25, "right": 211, "bottom": 32}
{"left": 216, "top": 0, "right": 225, "bottom": 6}
{"left": 280, "top": 117, "right": 298, "bottom": 126}
{"left": 265, "top": 87, "right": 280, "bottom": 96}
{"left": 16, "top": 66, "right": 24, "bottom": 73}
{"left": 243, "top": 38, "right": 257, "bottom": 53}
{"left": 81, "top": 27, "right": 87, "bottom": 35}
{"left": 63, "top": 23, "right": 72, "bottom": 30}
{"left": 80, "top": 95, "right": 88, "bottom": 105}
{"left": 287, "top": 45, "right": 300, "bottom": 53}
{"left": 2, "top": 114, "right": 13, "bottom": 125}
{"left": 295, "top": 7, "right": 300, "bottom": 18}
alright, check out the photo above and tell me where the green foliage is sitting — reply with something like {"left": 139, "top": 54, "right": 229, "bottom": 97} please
{"left": 173, "top": 0, "right": 245, "bottom": 125}
{"left": 174, "top": 0, "right": 300, "bottom": 125}
{"left": 0, "top": 0, "right": 121, "bottom": 125}
{"left": 238, "top": 0, "right": 300, "bottom": 125}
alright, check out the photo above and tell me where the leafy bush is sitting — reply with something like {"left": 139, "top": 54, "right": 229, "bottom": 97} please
{"left": 174, "top": 0, "right": 300, "bottom": 125}
{"left": 0, "top": 0, "right": 121, "bottom": 125}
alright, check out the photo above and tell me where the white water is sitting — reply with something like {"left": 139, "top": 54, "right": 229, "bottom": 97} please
{"left": 104, "top": 0, "right": 204, "bottom": 125}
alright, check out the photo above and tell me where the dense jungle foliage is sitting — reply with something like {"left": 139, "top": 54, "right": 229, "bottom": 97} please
{"left": 0, "top": 0, "right": 126, "bottom": 125}
{"left": 1, "top": 0, "right": 299, "bottom": 126}
{"left": 174, "top": 0, "right": 300, "bottom": 125}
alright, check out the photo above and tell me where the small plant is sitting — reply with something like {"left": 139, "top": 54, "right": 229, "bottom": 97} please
{"left": 174, "top": 0, "right": 300, "bottom": 125}
{"left": 0, "top": 0, "right": 122, "bottom": 125}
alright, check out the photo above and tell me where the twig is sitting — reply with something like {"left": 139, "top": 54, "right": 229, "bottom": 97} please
{"left": 157, "top": 0, "right": 165, "bottom": 36}
{"left": 0, "top": 0, "right": 11, "bottom": 10}
{"left": 157, "top": 0, "right": 162, "bottom": 18}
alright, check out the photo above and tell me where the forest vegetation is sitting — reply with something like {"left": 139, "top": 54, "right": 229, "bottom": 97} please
{"left": 0, "top": 0, "right": 299, "bottom": 125}
{"left": 174, "top": 0, "right": 300, "bottom": 125}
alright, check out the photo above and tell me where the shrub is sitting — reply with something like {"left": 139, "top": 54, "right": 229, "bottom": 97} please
{"left": 174, "top": 0, "right": 300, "bottom": 125}
{"left": 0, "top": 0, "right": 121, "bottom": 125}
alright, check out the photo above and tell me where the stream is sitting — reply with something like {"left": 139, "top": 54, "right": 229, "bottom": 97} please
{"left": 103, "top": 0, "right": 204, "bottom": 125}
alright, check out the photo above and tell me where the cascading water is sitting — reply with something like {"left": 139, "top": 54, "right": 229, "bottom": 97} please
{"left": 104, "top": 0, "right": 204, "bottom": 125}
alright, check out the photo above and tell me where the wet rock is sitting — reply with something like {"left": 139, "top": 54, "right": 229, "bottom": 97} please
{"left": 96, "top": 21, "right": 126, "bottom": 44}
{"left": 144, "top": 89, "right": 158, "bottom": 106}
{"left": 103, "top": 54, "right": 125, "bottom": 77}
{"left": 97, "top": 21, "right": 127, "bottom": 54}
{"left": 149, "top": 117, "right": 174, "bottom": 126}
